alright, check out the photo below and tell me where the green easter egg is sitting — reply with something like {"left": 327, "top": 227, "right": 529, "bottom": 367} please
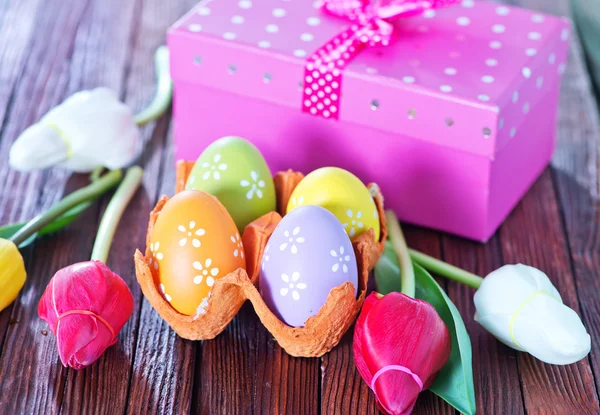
{"left": 185, "top": 136, "right": 276, "bottom": 231}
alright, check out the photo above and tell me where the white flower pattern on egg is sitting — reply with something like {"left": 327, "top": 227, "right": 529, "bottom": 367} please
{"left": 280, "top": 272, "right": 307, "bottom": 301}
{"left": 193, "top": 258, "right": 220, "bottom": 286}
{"left": 279, "top": 226, "right": 305, "bottom": 254}
{"left": 290, "top": 195, "right": 305, "bottom": 208}
{"left": 262, "top": 243, "right": 270, "bottom": 271}
{"left": 342, "top": 209, "right": 364, "bottom": 237}
{"left": 240, "top": 171, "right": 266, "bottom": 200}
{"left": 330, "top": 246, "right": 351, "bottom": 273}
{"left": 230, "top": 233, "right": 244, "bottom": 259}
{"left": 159, "top": 283, "right": 172, "bottom": 302}
{"left": 149, "top": 242, "right": 163, "bottom": 270}
{"left": 201, "top": 153, "right": 228, "bottom": 181}
{"left": 178, "top": 221, "right": 206, "bottom": 247}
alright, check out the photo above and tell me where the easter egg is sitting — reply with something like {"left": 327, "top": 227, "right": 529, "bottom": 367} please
{"left": 260, "top": 205, "right": 358, "bottom": 327}
{"left": 186, "top": 136, "right": 276, "bottom": 231}
{"left": 149, "top": 190, "right": 246, "bottom": 316}
{"left": 287, "top": 167, "right": 380, "bottom": 241}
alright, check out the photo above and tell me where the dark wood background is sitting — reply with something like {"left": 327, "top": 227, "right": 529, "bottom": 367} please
{"left": 0, "top": 0, "right": 598, "bottom": 414}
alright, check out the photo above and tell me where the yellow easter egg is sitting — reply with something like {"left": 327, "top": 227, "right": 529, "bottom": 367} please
{"left": 286, "top": 167, "right": 380, "bottom": 241}
{"left": 149, "top": 190, "right": 246, "bottom": 316}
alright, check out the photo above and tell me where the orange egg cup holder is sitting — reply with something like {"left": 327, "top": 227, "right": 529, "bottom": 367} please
{"left": 134, "top": 161, "right": 388, "bottom": 357}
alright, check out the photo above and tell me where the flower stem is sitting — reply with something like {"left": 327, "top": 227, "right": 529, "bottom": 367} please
{"left": 91, "top": 166, "right": 143, "bottom": 263}
{"left": 10, "top": 170, "right": 123, "bottom": 247}
{"left": 408, "top": 249, "right": 484, "bottom": 289}
{"left": 133, "top": 46, "right": 173, "bottom": 126}
{"left": 385, "top": 210, "right": 415, "bottom": 298}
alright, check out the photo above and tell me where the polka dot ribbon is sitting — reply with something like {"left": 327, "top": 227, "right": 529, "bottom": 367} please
{"left": 370, "top": 364, "right": 424, "bottom": 395}
{"left": 303, "top": 0, "right": 459, "bottom": 120}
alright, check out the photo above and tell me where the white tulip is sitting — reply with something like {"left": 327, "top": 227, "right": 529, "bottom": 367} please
{"left": 474, "top": 264, "right": 590, "bottom": 365}
{"left": 9, "top": 87, "right": 140, "bottom": 173}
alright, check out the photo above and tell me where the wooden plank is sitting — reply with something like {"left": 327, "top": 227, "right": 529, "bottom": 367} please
{"left": 442, "top": 235, "right": 526, "bottom": 415}
{"left": 125, "top": 1, "right": 200, "bottom": 413}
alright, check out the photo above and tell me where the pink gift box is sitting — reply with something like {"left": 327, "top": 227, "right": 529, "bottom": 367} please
{"left": 167, "top": 0, "right": 571, "bottom": 242}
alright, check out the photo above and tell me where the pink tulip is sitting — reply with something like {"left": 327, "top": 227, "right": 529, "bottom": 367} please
{"left": 353, "top": 292, "right": 451, "bottom": 415}
{"left": 38, "top": 260, "right": 134, "bottom": 369}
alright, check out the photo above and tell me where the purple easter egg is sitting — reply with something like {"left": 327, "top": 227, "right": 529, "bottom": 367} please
{"left": 259, "top": 205, "right": 358, "bottom": 327}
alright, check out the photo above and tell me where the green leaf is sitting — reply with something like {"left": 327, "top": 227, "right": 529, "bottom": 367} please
{"left": 375, "top": 242, "right": 476, "bottom": 415}
{"left": 0, "top": 201, "right": 91, "bottom": 248}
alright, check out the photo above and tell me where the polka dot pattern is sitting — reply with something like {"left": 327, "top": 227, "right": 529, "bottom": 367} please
{"left": 176, "top": 0, "right": 571, "bottom": 130}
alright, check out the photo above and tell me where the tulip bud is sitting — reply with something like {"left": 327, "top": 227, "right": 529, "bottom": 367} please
{"left": 10, "top": 88, "right": 140, "bottom": 173}
{"left": 354, "top": 292, "right": 451, "bottom": 415}
{"left": 0, "top": 238, "right": 26, "bottom": 311}
{"left": 38, "top": 260, "right": 134, "bottom": 369}
{"left": 474, "top": 264, "right": 591, "bottom": 365}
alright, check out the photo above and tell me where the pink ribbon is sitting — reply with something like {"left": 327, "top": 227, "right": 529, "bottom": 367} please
{"left": 302, "top": 0, "right": 459, "bottom": 120}
{"left": 370, "top": 364, "right": 424, "bottom": 391}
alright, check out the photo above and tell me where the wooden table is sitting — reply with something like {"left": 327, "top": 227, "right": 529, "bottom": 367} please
{"left": 0, "top": 0, "right": 599, "bottom": 413}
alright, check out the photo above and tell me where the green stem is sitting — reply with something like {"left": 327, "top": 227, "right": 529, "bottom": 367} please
{"left": 10, "top": 170, "right": 123, "bottom": 246}
{"left": 385, "top": 210, "right": 415, "bottom": 298}
{"left": 90, "top": 166, "right": 143, "bottom": 263}
{"left": 133, "top": 46, "right": 173, "bottom": 126}
{"left": 409, "top": 249, "right": 484, "bottom": 289}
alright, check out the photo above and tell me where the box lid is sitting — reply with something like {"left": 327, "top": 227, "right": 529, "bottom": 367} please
{"left": 168, "top": 0, "right": 571, "bottom": 158}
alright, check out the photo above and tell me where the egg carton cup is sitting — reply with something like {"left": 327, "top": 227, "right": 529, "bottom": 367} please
{"left": 134, "top": 161, "right": 388, "bottom": 356}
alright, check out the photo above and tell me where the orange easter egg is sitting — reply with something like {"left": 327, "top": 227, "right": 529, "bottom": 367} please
{"left": 148, "top": 190, "right": 246, "bottom": 316}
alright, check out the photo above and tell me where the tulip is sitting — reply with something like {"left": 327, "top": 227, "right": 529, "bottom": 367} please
{"left": 354, "top": 292, "right": 452, "bottom": 415}
{"left": 354, "top": 211, "right": 451, "bottom": 415}
{"left": 0, "top": 238, "right": 26, "bottom": 311}
{"left": 409, "top": 251, "right": 592, "bottom": 365}
{"left": 38, "top": 166, "right": 143, "bottom": 369}
{"left": 37, "top": 260, "right": 134, "bottom": 369}
{"left": 9, "top": 46, "right": 172, "bottom": 173}
{"left": 474, "top": 264, "right": 590, "bottom": 365}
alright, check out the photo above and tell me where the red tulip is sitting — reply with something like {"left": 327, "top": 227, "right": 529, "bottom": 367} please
{"left": 353, "top": 292, "right": 451, "bottom": 415}
{"left": 38, "top": 260, "right": 134, "bottom": 369}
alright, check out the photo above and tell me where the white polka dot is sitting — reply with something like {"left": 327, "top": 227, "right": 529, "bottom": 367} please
{"left": 549, "top": 53, "right": 557, "bottom": 64}
{"left": 482, "top": 75, "right": 494, "bottom": 84}
{"left": 536, "top": 76, "right": 544, "bottom": 88}
{"left": 301, "top": 33, "right": 314, "bottom": 42}
{"left": 266, "top": 24, "right": 279, "bottom": 33}
{"left": 510, "top": 127, "right": 517, "bottom": 138}
{"left": 525, "top": 48, "right": 537, "bottom": 56}
{"left": 490, "top": 41, "right": 502, "bottom": 49}
{"left": 188, "top": 24, "right": 202, "bottom": 32}
{"left": 523, "top": 102, "right": 530, "bottom": 114}
{"left": 294, "top": 49, "right": 307, "bottom": 57}
{"left": 496, "top": 6, "right": 509, "bottom": 15}
{"left": 258, "top": 40, "right": 271, "bottom": 49}
{"left": 532, "top": 14, "right": 544, "bottom": 23}
{"left": 499, "top": 118, "right": 504, "bottom": 129}
{"left": 239, "top": 0, "right": 252, "bottom": 9}
{"left": 457, "top": 17, "right": 471, "bottom": 26}
{"left": 492, "top": 24, "right": 506, "bottom": 34}
{"left": 528, "top": 32, "right": 542, "bottom": 40}
{"left": 478, "top": 94, "right": 490, "bottom": 102}
{"left": 440, "top": 85, "right": 452, "bottom": 93}
{"left": 486, "top": 58, "right": 498, "bottom": 67}
{"left": 307, "top": 17, "right": 321, "bottom": 26}
{"left": 558, "top": 63, "right": 566, "bottom": 74}
{"left": 444, "top": 67, "right": 457, "bottom": 76}
{"left": 423, "top": 10, "right": 436, "bottom": 18}
{"left": 512, "top": 91, "right": 519, "bottom": 103}
{"left": 561, "top": 29, "right": 569, "bottom": 41}
{"left": 366, "top": 67, "right": 378, "bottom": 74}
{"left": 197, "top": 7, "right": 211, "bottom": 16}
{"left": 273, "top": 8, "right": 286, "bottom": 17}
{"left": 223, "top": 32, "right": 236, "bottom": 40}
{"left": 403, "top": 76, "right": 415, "bottom": 84}
{"left": 231, "top": 15, "right": 244, "bottom": 24}
{"left": 522, "top": 67, "right": 532, "bottom": 79}
{"left": 461, "top": 0, "right": 475, "bottom": 8}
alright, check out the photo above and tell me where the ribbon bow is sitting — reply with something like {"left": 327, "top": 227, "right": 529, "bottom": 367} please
{"left": 301, "top": 0, "right": 458, "bottom": 119}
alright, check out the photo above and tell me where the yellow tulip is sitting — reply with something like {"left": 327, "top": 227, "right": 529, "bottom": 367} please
{"left": 0, "top": 238, "right": 26, "bottom": 311}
